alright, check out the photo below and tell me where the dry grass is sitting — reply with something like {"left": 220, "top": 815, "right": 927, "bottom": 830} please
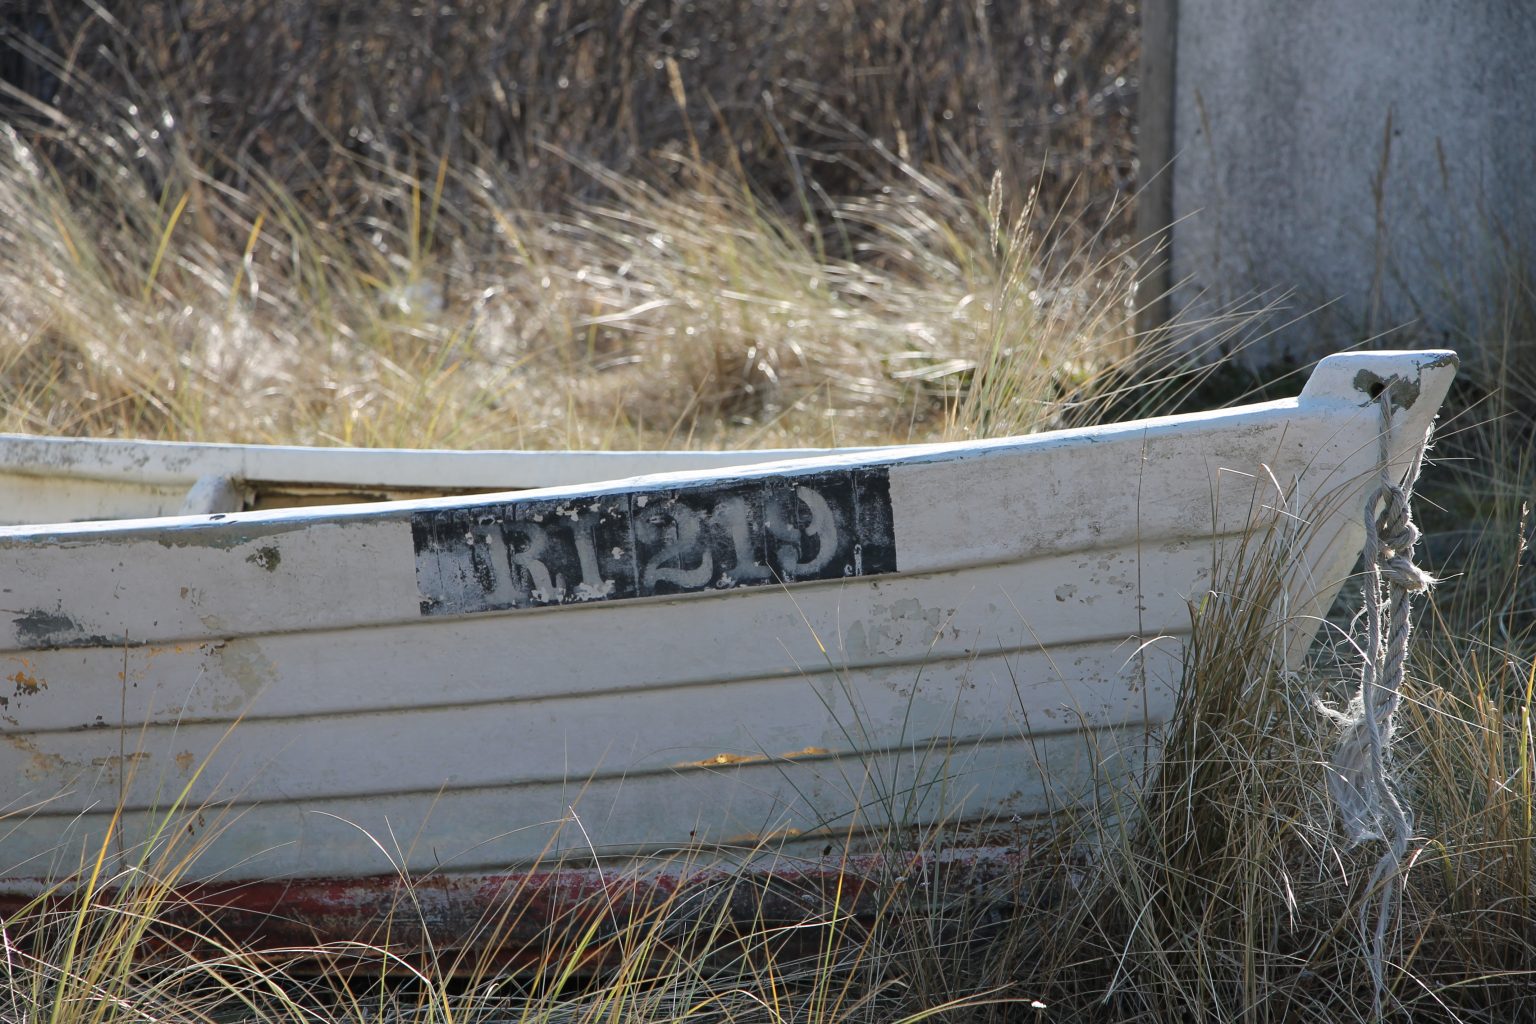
{"left": 2, "top": 4, "right": 1535, "bottom": 1023}
{"left": 0, "top": 0, "right": 1158, "bottom": 451}
{"left": 976, "top": 473, "right": 1536, "bottom": 1023}
{"left": 0, "top": 111, "right": 1166, "bottom": 451}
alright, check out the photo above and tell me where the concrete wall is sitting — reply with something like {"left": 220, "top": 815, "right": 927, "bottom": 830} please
{"left": 1139, "top": 1, "right": 1536, "bottom": 364}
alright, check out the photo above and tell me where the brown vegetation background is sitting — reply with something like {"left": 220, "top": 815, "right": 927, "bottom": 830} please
{"left": 2, "top": 0, "right": 1138, "bottom": 238}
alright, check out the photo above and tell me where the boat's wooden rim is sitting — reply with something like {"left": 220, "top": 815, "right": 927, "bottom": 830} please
{"left": 0, "top": 433, "right": 880, "bottom": 490}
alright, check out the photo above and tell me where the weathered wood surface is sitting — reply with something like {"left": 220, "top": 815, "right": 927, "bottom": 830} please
{"left": 0, "top": 351, "right": 1455, "bottom": 897}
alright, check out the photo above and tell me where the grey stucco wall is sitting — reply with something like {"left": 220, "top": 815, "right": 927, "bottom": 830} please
{"left": 1156, "top": 1, "right": 1536, "bottom": 364}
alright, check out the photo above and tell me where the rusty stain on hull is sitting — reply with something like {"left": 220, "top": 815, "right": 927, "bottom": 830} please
{"left": 1, "top": 731, "right": 72, "bottom": 781}
{"left": 679, "top": 746, "right": 832, "bottom": 768}
{"left": 8, "top": 666, "right": 44, "bottom": 695}
{"left": 89, "top": 751, "right": 149, "bottom": 771}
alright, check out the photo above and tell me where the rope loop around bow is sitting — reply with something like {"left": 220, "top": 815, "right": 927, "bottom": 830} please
{"left": 1325, "top": 382, "right": 1436, "bottom": 1014}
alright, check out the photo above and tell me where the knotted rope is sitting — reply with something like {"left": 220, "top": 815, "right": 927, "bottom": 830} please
{"left": 1325, "top": 384, "right": 1435, "bottom": 1010}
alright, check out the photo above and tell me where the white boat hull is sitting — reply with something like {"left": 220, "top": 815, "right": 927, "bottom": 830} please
{"left": 0, "top": 350, "right": 1456, "bottom": 950}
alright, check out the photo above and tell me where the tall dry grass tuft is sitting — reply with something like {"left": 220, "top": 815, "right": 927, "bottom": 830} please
{"left": 965, "top": 442, "right": 1536, "bottom": 1022}
{"left": 2, "top": 758, "right": 262, "bottom": 1024}
{"left": 969, "top": 504, "right": 1357, "bottom": 1022}
{"left": 0, "top": 102, "right": 1173, "bottom": 451}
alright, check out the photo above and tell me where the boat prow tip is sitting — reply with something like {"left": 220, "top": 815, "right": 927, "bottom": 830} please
{"left": 1299, "top": 349, "right": 1458, "bottom": 412}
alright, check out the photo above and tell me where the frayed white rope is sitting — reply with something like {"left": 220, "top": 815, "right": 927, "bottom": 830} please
{"left": 1326, "top": 384, "right": 1435, "bottom": 1013}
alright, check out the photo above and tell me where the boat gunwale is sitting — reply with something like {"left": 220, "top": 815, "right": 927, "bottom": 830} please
{"left": 0, "top": 436, "right": 884, "bottom": 488}
{"left": 0, "top": 394, "right": 1312, "bottom": 542}
{"left": 0, "top": 349, "right": 1460, "bottom": 544}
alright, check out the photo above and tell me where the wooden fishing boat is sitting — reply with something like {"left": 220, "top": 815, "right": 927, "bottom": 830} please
{"left": 0, "top": 350, "right": 1456, "bottom": 960}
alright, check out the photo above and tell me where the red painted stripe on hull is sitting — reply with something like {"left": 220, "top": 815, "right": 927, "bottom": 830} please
{"left": 0, "top": 846, "right": 1038, "bottom": 972}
